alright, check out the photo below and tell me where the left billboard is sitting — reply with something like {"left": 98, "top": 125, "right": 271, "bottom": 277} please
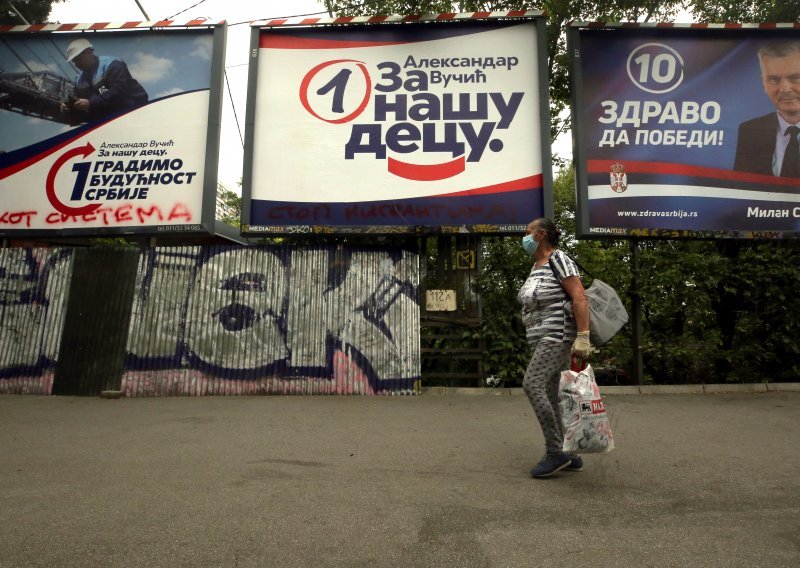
{"left": 0, "top": 22, "right": 226, "bottom": 237}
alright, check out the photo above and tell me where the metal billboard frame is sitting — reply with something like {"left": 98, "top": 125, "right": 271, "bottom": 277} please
{"left": 0, "top": 20, "right": 226, "bottom": 238}
{"left": 567, "top": 22, "right": 800, "bottom": 240}
{"left": 241, "top": 11, "right": 553, "bottom": 236}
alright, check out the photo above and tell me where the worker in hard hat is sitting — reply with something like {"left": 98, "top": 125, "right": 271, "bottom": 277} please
{"left": 60, "top": 38, "right": 148, "bottom": 122}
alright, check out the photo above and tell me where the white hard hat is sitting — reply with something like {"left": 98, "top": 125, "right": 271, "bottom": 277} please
{"left": 66, "top": 38, "right": 93, "bottom": 62}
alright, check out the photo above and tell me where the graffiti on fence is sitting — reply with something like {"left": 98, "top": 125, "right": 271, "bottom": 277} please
{"left": 0, "top": 248, "right": 72, "bottom": 393}
{"left": 0, "top": 246, "right": 421, "bottom": 395}
{"left": 124, "top": 246, "right": 421, "bottom": 394}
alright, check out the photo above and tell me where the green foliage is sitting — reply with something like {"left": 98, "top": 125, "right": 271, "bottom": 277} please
{"left": 325, "top": 1, "right": 683, "bottom": 143}
{"left": 476, "top": 167, "right": 635, "bottom": 386}
{"left": 1, "top": 0, "right": 62, "bottom": 25}
{"left": 216, "top": 184, "right": 242, "bottom": 229}
{"left": 691, "top": 1, "right": 800, "bottom": 23}
{"left": 635, "top": 239, "right": 800, "bottom": 383}
{"left": 324, "top": 1, "right": 800, "bottom": 385}
{"left": 475, "top": 234, "right": 532, "bottom": 385}
{"left": 89, "top": 237, "right": 138, "bottom": 248}
{"left": 478, "top": 166, "right": 800, "bottom": 386}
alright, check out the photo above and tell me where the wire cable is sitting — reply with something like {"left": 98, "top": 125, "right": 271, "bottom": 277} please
{"left": 5, "top": 0, "right": 30, "bottom": 24}
{"left": 222, "top": 0, "right": 405, "bottom": 26}
{"left": 166, "top": 0, "right": 210, "bottom": 20}
{"left": 133, "top": 0, "right": 151, "bottom": 20}
{"left": 224, "top": 69, "right": 244, "bottom": 148}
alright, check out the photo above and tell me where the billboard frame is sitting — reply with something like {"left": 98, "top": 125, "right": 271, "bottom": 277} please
{"left": 241, "top": 11, "right": 553, "bottom": 237}
{"left": 0, "top": 20, "right": 227, "bottom": 239}
{"left": 569, "top": 22, "right": 800, "bottom": 241}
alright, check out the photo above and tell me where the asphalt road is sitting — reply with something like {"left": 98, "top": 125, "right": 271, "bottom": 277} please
{"left": 1, "top": 392, "right": 798, "bottom": 568}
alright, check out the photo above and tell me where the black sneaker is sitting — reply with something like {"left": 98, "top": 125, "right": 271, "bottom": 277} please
{"left": 565, "top": 455, "right": 584, "bottom": 472}
{"left": 530, "top": 453, "right": 572, "bottom": 478}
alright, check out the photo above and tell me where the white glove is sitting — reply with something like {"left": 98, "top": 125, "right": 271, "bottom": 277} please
{"left": 571, "top": 331, "right": 592, "bottom": 359}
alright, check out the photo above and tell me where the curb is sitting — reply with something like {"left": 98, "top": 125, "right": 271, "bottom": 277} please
{"left": 765, "top": 383, "right": 800, "bottom": 392}
{"left": 99, "top": 390, "right": 124, "bottom": 399}
{"left": 420, "top": 383, "right": 800, "bottom": 396}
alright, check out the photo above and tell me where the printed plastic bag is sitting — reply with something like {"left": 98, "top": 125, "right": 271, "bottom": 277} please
{"left": 559, "top": 363, "right": 615, "bottom": 453}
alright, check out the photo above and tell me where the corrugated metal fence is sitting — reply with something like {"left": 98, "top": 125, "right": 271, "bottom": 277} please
{"left": 0, "top": 248, "right": 72, "bottom": 395}
{"left": 0, "top": 245, "right": 421, "bottom": 396}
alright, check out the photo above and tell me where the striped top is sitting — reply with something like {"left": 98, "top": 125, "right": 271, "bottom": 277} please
{"left": 518, "top": 250, "right": 580, "bottom": 344}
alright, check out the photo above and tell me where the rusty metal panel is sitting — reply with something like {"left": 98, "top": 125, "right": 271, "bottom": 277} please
{"left": 122, "top": 245, "right": 421, "bottom": 396}
{"left": 0, "top": 248, "right": 73, "bottom": 395}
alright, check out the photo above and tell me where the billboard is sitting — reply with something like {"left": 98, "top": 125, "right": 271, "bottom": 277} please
{"left": 0, "top": 22, "right": 225, "bottom": 237}
{"left": 242, "top": 12, "right": 551, "bottom": 235}
{"left": 569, "top": 24, "right": 800, "bottom": 239}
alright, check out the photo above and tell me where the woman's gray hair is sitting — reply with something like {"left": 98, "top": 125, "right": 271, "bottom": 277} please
{"left": 530, "top": 217, "right": 561, "bottom": 246}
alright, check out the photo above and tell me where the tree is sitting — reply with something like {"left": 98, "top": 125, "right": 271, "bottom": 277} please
{"left": 216, "top": 183, "right": 242, "bottom": 228}
{"left": 324, "top": 1, "right": 685, "bottom": 148}
{"left": 691, "top": 0, "right": 799, "bottom": 23}
{"left": 324, "top": 0, "right": 800, "bottom": 384}
{"left": 1, "top": 0, "right": 63, "bottom": 25}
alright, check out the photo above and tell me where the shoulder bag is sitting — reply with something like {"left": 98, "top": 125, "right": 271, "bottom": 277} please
{"left": 550, "top": 254, "right": 628, "bottom": 347}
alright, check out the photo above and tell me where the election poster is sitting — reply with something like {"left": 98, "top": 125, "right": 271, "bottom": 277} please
{"left": 570, "top": 24, "right": 800, "bottom": 240}
{"left": 242, "top": 12, "right": 551, "bottom": 235}
{"left": 0, "top": 23, "right": 225, "bottom": 236}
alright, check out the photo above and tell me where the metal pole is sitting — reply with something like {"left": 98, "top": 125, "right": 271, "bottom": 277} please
{"left": 6, "top": 0, "right": 30, "bottom": 24}
{"left": 133, "top": 0, "right": 150, "bottom": 21}
{"left": 630, "top": 238, "right": 644, "bottom": 386}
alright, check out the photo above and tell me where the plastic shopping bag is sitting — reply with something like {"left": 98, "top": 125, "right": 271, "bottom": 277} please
{"left": 564, "top": 279, "right": 628, "bottom": 347}
{"left": 559, "top": 363, "right": 615, "bottom": 453}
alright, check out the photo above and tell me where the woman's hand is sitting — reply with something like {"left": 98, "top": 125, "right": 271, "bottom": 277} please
{"left": 571, "top": 331, "right": 592, "bottom": 358}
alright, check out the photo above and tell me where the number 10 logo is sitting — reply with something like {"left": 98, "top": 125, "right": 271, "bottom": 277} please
{"left": 626, "top": 43, "right": 684, "bottom": 94}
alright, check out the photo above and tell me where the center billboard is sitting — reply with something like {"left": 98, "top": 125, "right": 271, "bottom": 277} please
{"left": 241, "top": 12, "right": 551, "bottom": 235}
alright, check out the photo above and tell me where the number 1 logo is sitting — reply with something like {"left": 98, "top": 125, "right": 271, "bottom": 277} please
{"left": 299, "top": 59, "right": 372, "bottom": 124}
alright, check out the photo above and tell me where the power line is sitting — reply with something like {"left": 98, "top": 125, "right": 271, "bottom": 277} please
{"left": 177, "top": 0, "right": 400, "bottom": 27}
{"left": 166, "top": 0, "right": 209, "bottom": 20}
{"left": 5, "top": 0, "right": 29, "bottom": 24}
{"left": 133, "top": 0, "right": 151, "bottom": 20}
{"left": 224, "top": 69, "right": 243, "bottom": 148}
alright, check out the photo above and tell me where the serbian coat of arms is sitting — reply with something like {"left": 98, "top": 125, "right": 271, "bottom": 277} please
{"left": 610, "top": 162, "right": 627, "bottom": 193}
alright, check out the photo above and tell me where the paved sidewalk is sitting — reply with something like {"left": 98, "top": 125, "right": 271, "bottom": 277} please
{"left": 1, "top": 392, "right": 798, "bottom": 568}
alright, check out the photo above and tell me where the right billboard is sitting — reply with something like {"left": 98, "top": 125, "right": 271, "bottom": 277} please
{"left": 569, "top": 24, "right": 800, "bottom": 239}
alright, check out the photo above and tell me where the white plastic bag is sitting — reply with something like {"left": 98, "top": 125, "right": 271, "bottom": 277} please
{"left": 564, "top": 279, "right": 628, "bottom": 347}
{"left": 559, "top": 363, "right": 615, "bottom": 453}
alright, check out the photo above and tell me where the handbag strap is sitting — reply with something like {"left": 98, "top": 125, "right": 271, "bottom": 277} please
{"left": 571, "top": 354, "right": 588, "bottom": 372}
{"left": 547, "top": 250, "right": 595, "bottom": 282}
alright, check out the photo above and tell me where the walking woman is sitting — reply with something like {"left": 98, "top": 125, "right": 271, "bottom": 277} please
{"left": 517, "top": 218, "right": 592, "bottom": 478}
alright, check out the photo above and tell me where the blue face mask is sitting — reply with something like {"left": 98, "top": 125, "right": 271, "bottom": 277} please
{"left": 522, "top": 234, "right": 538, "bottom": 255}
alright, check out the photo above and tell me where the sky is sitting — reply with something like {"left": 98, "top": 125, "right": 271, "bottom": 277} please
{"left": 0, "top": 30, "right": 214, "bottom": 151}
{"left": 43, "top": 0, "right": 331, "bottom": 193}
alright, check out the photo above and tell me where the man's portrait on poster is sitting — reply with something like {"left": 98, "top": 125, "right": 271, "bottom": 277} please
{"left": 733, "top": 41, "right": 800, "bottom": 179}
{"left": 59, "top": 38, "right": 148, "bottom": 124}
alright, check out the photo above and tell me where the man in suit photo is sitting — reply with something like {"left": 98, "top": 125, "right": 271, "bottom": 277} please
{"left": 733, "top": 41, "right": 800, "bottom": 178}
